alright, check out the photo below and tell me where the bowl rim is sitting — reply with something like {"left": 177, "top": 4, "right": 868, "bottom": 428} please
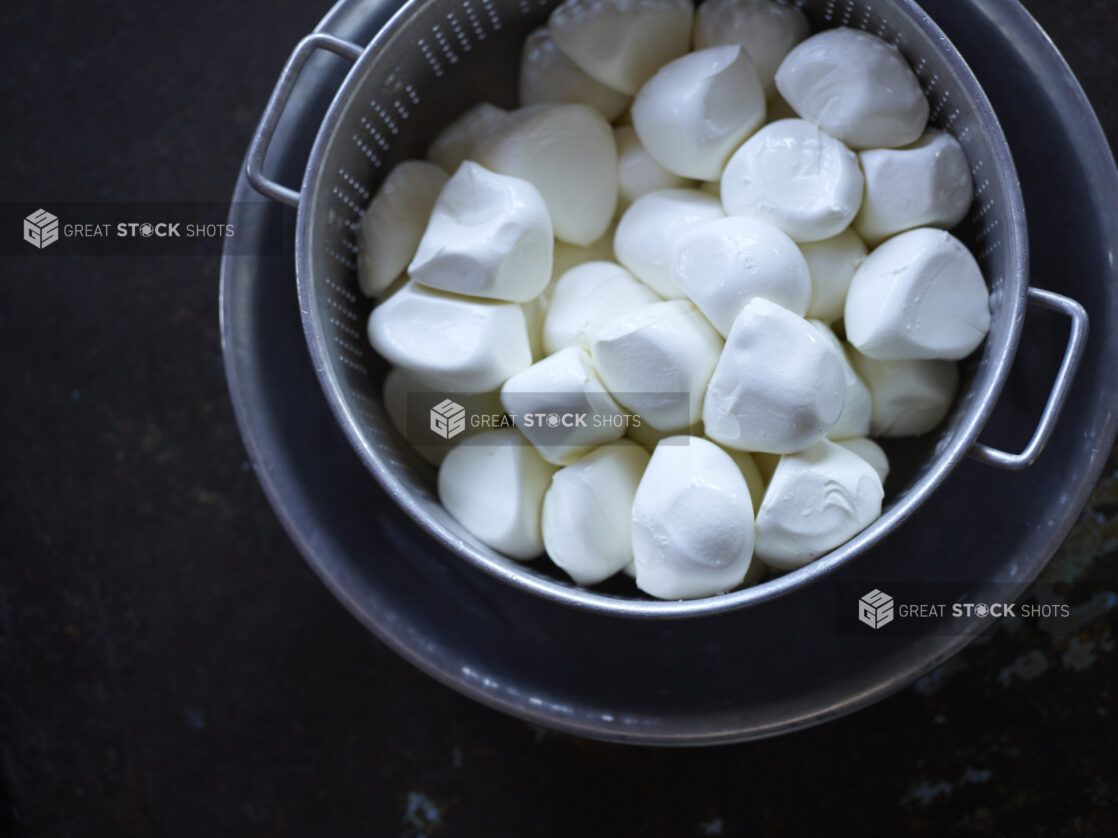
{"left": 293, "top": 0, "right": 1030, "bottom": 619}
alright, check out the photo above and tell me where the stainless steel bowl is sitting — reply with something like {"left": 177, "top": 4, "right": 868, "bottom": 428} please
{"left": 246, "top": 0, "right": 1087, "bottom": 618}
{"left": 226, "top": 0, "right": 1118, "bottom": 743}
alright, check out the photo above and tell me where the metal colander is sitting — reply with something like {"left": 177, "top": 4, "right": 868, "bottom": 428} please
{"left": 247, "top": 0, "right": 1087, "bottom": 618}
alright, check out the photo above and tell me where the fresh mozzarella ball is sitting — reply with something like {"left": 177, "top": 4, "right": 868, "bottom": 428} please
{"left": 631, "top": 45, "right": 766, "bottom": 180}
{"left": 548, "top": 0, "right": 694, "bottom": 95}
{"left": 543, "top": 261, "right": 660, "bottom": 354}
{"left": 755, "top": 439, "right": 883, "bottom": 569}
{"left": 775, "top": 28, "right": 929, "bottom": 149}
{"left": 592, "top": 300, "right": 723, "bottom": 431}
{"left": 835, "top": 437, "right": 891, "bottom": 485}
{"left": 849, "top": 350, "right": 960, "bottom": 437}
{"left": 519, "top": 27, "right": 632, "bottom": 121}
{"left": 500, "top": 347, "right": 627, "bottom": 465}
{"left": 426, "top": 103, "right": 510, "bottom": 173}
{"left": 382, "top": 368, "right": 503, "bottom": 466}
{"left": 437, "top": 428, "right": 557, "bottom": 559}
{"left": 632, "top": 436, "right": 755, "bottom": 599}
{"left": 703, "top": 297, "right": 845, "bottom": 453}
{"left": 541, "top": 440, "right": 651, "bottom": 584}
{"left": 724, "top": 447, "right": 766, "bottom": 515}
{"left": 409, "top": 162, "right": 553, "bottom": 302}
{"left": 670, "top": 216, "right": 812, "bottom": 336}
{"left": 854, "top": 130, "right": 974, "bottom": 244}
{"left": 356, "top": 161, "right": 448, "bottom": 298}
{"left": 693, "top": 0, "right": 810, "bottom": 96}
{"left": 845, "top": 228, "right": 991, "bottom": 361}
{"left": 808, "top": 321, "right": 872, "bottom": 441}
{"left": 721, "top": 119, "right": 864, "bottom": 242}
{"left": 800, "top": 229, "right": 868, "bottom": 324}
{"left": 613, "top": 188, "right": 725, "bottom": 297}
{"left": 367, "top": 281, "right": 532, "bottom": 393}
{"left": 615, "top": 126, "right": 693, "bottom": 207}
{"left": 475, "top": 104, "right": 618, "bottom": 246}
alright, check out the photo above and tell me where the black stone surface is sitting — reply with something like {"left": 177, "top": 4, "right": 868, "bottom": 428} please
{"left": 1, "top": 1, "right": 1115, "bottom": 835}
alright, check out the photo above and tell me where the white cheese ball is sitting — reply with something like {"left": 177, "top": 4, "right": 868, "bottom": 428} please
{"left": 548, "top": 0, "right": 694, "bottom": 95}
{"left": 721, "top": 119, "right": 864, "bottom": 243}
{"left": 542, "top": 440, "right": 651, "bottom": 584}
{"left": 475, "top": 104, "right": 618, "bottom": 246}
{"left": 357, "top": 160, "right": 448, "bottom": 298}
{"left": 631, "top": 45, "right": 766, "bottom": 180}
{"left": 849, "top": 351, "right": 960, "bottom": 437}
{"left": 500, "top": 347, "right": 627, "bottom": 465}
{"left": 835, "top": 437, "right": 891, "bottom": 485}
{"left": 808, "top": 321, "right": 873, "bottom": 441}
{"left": 845, "top": 228, "right": 991, "bottom": 361}
{"left": 613, "top": 188, "right": 725, "bottom": 297}
{"left": 775, "top": 27, "right": 929, "bottom": 150}
{"left": 755, "top": 439, "right": 884, "bottom": 569}
{"left": 592, "top": 300, "right": 724, "bottom": 431}
{"left": 800, "top": 229, "right": 868, "bottom": 324}
{"left": 543, "top": 261, "right": 661, "bottom": 355}
{"left": 437, "top": 428, "right": 557, "bottom": 559}
{"left": 382, "top": 369, "right": 504, "bottom": 466}
{"left": 426, "top": 103, "right": 510, "bottom": 173}
{"left": 367, "top": 281, "right": 532, "bottom": 393}
{"left": 670, "top": 216, "right": 812, "bottom": 336}
{"left": 855, "top": 130, "right": 974, "bottom": 245}
{"left": 632, "top": 436, "right": 755, "bottom": 599}
{"left": 519, "top": 27, "right": 632, "bottom": 121}
{"left": 614, "top": 126, "right": 693, "bottom": 207}
{"left": 703, "top": 297, "right": 845, "bottom": 453}
{"left": 409, "top": 162, "right": 553, "bottom": 302}
{"left": 693, "top": 0, "right": 810, "bottom": 97}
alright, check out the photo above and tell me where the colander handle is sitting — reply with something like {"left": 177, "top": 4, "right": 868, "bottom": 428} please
{"left": 970, "top": 287, "right": 1089, "bottom": 470}
{"left": 246, "top": 34, "right": 363, "bottom": 208}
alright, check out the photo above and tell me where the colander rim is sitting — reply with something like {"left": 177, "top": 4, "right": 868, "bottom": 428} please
{"left": 293, "top": 0, "right": 1030, "bottom": 620}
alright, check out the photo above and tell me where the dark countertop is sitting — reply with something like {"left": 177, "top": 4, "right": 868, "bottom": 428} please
{"left": 1, "top": 1, "right": 1115, "bottom": 835}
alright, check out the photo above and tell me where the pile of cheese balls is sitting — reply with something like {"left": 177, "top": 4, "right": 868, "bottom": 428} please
{"left": 358, "top": 0, "right": 992, "bottom": 600}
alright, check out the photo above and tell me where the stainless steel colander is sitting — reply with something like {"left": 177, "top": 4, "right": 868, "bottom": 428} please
{"left": 246, "top": 0, "right": 1087, "bottom": 619}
